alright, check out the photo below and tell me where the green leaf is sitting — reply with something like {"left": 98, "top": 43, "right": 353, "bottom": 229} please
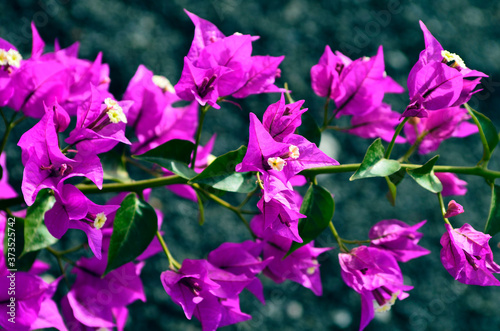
{"left": 3, "top": 216, "right": 38, "bottom": 271}
{"left": 406, "top": 155, "right": 442, "bottom": 193}
{"left": 298, "top": 111, "right": 321, "bottom": 147}
{"left": 485, "top": 185, "right": 500, "bottom": 236}
{"left": 466, "top": 105, "right": 499, "bottom": 154}
{"left": 287, "top": 183, "right": 334, "bottom": 256}
{"left": 105, "top": 193, "right": 158, "bottom": 275}
{"left": 100, "top": 150, "right": 131, "bottom": 183}
{"left": 350, "top": 138, "right": 401, "bottom": 180}
{"left": 22, "top": 189, "right": 57, "bottom": 256}
{"left": 189, "top": 146, "right": 257, "bottom": 193}
{"left": 133, "top": 139, "right": 197, "bottom": 179}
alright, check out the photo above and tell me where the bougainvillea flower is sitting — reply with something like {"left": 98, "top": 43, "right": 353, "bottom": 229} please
{"left": 207, "top": 240, "right": 271, "bottom": 303}
{"left": 339, "top": 246, "right": 413, "bottom": 331}
{"left": 311, "top": 45, "right": 403, "bottom": 117}
{"left": 18, "top": 106, "right": 103, "bottom": 205}
{"left": 51, "top": 45, "right": 111, "bottom": 116}
{"left": 346, "top": 103, "right": 406, "bottom": 143}
{"left": 404, "top": 106, "right": 478, "bottom": 154}
{"left": 66, "top": 84, "right": 132, "bottom": 154}
{"left": 0, "top": 38, "right": 23, "bottom": 106}
{"left": 262, "top": 93, "right": 307, "bottom": 142}
{"left": 175, "top": 10, "right": 284, "bottom": 108}
{"left": 369, "top": 219, "right": 430, "bottom": 262}
{"left": 231, "top": 55, "right": 285, "bottom": 98}
{"left": 236, "top": 113, "right": 338, "bottom": 191}
{"left": 310, "top": 45, "right": 344, "bottom": 99}
{"left": 161, "top": 259, "right": 253, "bottom": 330}
{"left": 257, "top": 191, "right": 305, "bottom": 243}
{"left": 440, "top": 223, "right": 500, "bottom": 286}
{"left": 123, "top": 64, "right": 179, "bottom": 128}
{"left": 6, "top": 23, "right": 72, "bottom": 118}
{"left": 44, "top": 184, "right": 119, "bottom": 258}
{"left": 129, "top": 72, "right": 198, "bottom": 154}
{"left": 0, "top": 153, "right": 17, "bottom": 199}
{"left": 250, "top": 215, "right": 331, "bottom": 295}
{"left": 444, "top": 200, "right": 464, "bottom": 218}
{"left": 402, "top": 21, "right": 487, "bottom": 118}
{"left": 435, "top": 172, "right": 467, "bottom": 196}
{"left": 62, "top": 255, "right": 145, "bottom": 330}
{"left": 0, "top": 237, "right": 66, "bottom": 331}
{"left": 175, "top": 58, "right": 231, "bottom": 109}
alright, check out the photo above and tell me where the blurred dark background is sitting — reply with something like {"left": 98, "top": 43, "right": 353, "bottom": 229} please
{"left": 2, "top": 0, "right": 500, "bottom": 330}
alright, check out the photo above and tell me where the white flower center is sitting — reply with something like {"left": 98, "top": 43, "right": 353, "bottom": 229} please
{"left": 268, "top": 157, "right": 286, "bottom": 171}
{"left": 288, "top": 145, "right": 300, "bottom": 159}
{"left": 152, "top": 75, "right": 175, "bottom": 93}
{"left": 441, "top": 50, "right": 466, "bottom": 69}
{"left": 94, "top": 212, "right": 107, "bottom": 229}
{"left": 105, "top": 98, "right": 127, "bottom": 124}
{"left": 6, "top": 49, "right": 22, "bottom": 68}
{"left": 374, "top": 290, "right": 399, "bottom": 313}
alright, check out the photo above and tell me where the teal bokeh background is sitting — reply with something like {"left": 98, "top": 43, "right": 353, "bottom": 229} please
{"left": 2, "top": 0, "right": 500, "bottom": 330}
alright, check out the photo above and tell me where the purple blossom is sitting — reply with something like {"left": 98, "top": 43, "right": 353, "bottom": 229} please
{"left": 435, "top": 172, "right": 467, "bottom": 196}
{"left": 175, "top": 10, "right": 284, "bottom": 108}
{"left": 257, "top": 190, "right": 305, "bottom": 243}
{"left": 0, "top": 153, "right": 17, "bottom": 199}
{"left": 404, "top": 106, "right": 477, "bottom": 154}
{"left": 0, "top": 214, "right": 66, "bottom": 330}
{"left": 402, "top": 21, "right": 487, "bottom": 118}
{"left": 207, "top": 240, "right": 271, "bottom": 303}
{"left": 339, "top": 246, "right": 413, "bottom": 330}
{"left": 250, "top": 214, "right": 331, "bottom": 295}
{"left": 18, "top": 106, "right": 103, "bottom": 205}
{"left": 444, "top": 200, "right": 464, "bottom": 218}
{"left": 62, "top": 256, "right": 145, "bottom": 330}
{"left": 66, "top": 84, "right": 132, "bottom": 154}
{"left": 126, "top": 67, "right": 199, "bottom": 154}
{"left": 7, "top": 23, "right": 72, "bottom": 118}
{"left": 122, "top": 64, "right": 179, "bottom": 129}
{"left": 161, "top": 259, "right": 253, "bottom": 331}
{"left": 346, "top": 103, "right": 406, "bottom": 143}
{"left": 262, "top": 93, "right": 307, "bottom": 142}
{"left": 0, "top": 38, "right": 23, "bottom": 106}
{"left": 440, "top": 223, "right": 500, "bottom": 286}
{"left": 236, "top": 112, "right": 338, "bottom": 192}
{"left": 44, "top": 184, "right": 119, "bottom": 259}
{"left": 311, "top": 45, "right": 403, "bottom": 117}
{"left": 369, "top": 219, "right": 430, "bottom": 262}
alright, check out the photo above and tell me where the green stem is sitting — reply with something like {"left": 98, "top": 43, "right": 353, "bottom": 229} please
{"left": 340, "top": 238, "right": 371, "bottom": 245}
{"left": 384, "top": 117, "right": 410, "bottom": 159}
{"left": 328, "top": 221, "right": 349, "bottom": 252}
{"left": 437, "top": 192, "right": 451, "bottom": 225}
{"left": 192, "top": 183, "right": 254, "bottom": 237}
{"left": 464, "top": 103, "right": 491, "bottom": 166}
{"left": 191, "top": 105, "right": 210, "bottom": 169}
{"left": 156, "top": 231, "right": 181, "bottom": 270}
{"left": 2, "top": 164, "right": 500, "bottom": 210}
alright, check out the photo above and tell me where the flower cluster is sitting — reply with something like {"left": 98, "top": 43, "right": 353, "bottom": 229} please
{"left": 237, "top": 93, "right": 339, "bottom": 242}
{"left": 0, "top": 8, "right": 498, "bottom": 331}
{"left": 402, "top": 21, "right": 487, "bottom": 118}
{"left": 311, "top": 45, "right": 405, "bottom": 142}
{"left": 174, "top": 10, "right": 285, "bottom": 109}
{"left": 339, "top": 219, "right": 429, "bottom": 330}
